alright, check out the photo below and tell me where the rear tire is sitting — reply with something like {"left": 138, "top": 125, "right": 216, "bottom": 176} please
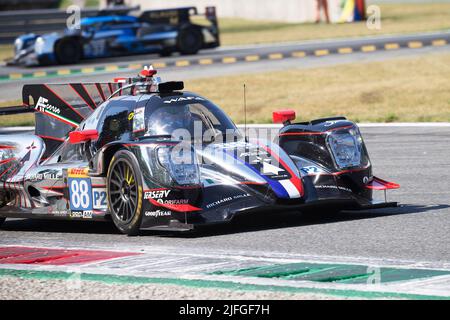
{"left": 177, "top": 26, "right": 203, "bottom": 55}
{"left": 55, "top": 38, "right": 82, "bottom": 64}
{"left": 159, "top": 48, "right": 173, "bottom": 57}
{"left": 0, "top": 217, "right": 5, "bottom": 228}
{"left": 107, "top": 150, "right": 144, "bottom": 236}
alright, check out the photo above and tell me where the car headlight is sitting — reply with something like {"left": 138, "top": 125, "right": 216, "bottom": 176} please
{"left": 327, "top": 128, "right": 363, "bottom": 169}
{"left": 154, "top": 146, "right": 200, "bottom": 186}
{"left": 34, "top": 37, "right": 45, "bottom": 54}
{"left": 14, "top": 38, "right": 23, "bottom": 53}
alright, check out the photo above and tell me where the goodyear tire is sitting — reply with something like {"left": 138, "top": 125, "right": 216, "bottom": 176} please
{"left": 107, "top": 150, "right": 144, "bottom": 236}
{"left": 177, "top": 26, "right": 203, "bottom": 55}
{"left": 55, "top": 38, "right": 82, "bottom": 64}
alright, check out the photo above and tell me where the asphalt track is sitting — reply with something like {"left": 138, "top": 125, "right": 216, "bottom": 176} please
{"left": 0, "top": 30, "right": 449, "bottom": 81}
{"left": 1, "top": 125, "right": 450, "bottom": 299}
{"left": 1, "top": 125, "right": 449, "bottom": 263}
{"left": 1, "top": 32, "right": 450, "bottom": 298}
{"left": 0, "top": 35, "right": 449, "bottom": 102}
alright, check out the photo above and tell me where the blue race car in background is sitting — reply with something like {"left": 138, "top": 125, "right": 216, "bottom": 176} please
{"left": 10, "top": 6, "right": 220, "bottom": 66}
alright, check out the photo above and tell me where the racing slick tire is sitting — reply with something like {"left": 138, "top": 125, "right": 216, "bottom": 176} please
{"left": 55, "top": 38, "right": 82, "bottom": 64}
{"left": 0, "top": 217, "right": 5, "bottom": 228}
{"left": 107, "top": 150, "right": 144, "bottom": 236}
{"left": 177, "top": 26, "right": 203, "bottom": 55}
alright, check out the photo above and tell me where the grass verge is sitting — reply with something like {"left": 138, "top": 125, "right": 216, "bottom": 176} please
{"left": 0, "top": 100, "right": 34, "bottom": 127}
{"left": 1, "top": 53, "right": 450, "bottom": 127}
{"left": 0, "top": 45, "right": 13, "bottom": 62}
{"left": 220, "top": 3, "right": 450, "bottom": 46}
{"left": 185, "top": 53, "right": 450, "bottom": 124}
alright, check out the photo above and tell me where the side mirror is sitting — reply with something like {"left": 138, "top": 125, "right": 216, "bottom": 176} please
{"left": 273, "top": 110, "right": 296, "bottom": 125}
{"left": 69, "top": 129, "right": 99, "bottom": 144}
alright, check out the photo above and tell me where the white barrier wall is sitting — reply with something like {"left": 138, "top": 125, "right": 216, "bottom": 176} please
{"left": 101, "top": 0, "right": 349, "bottom": 23}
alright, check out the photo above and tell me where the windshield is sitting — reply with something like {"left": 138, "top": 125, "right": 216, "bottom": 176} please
{"left": 144, "top": 96, "right": 242, "bottom": 142}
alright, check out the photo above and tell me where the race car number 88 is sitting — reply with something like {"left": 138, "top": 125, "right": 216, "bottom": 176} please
{"left": 69, "top": 178, "right": 93, "bottom": 211}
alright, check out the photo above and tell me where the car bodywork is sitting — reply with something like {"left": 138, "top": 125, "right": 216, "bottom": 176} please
{"left": 10, "top": 6, "right": 219, "bottom": 66}
{"left": 0, "top": 70, "right": 399, "bottom": 234}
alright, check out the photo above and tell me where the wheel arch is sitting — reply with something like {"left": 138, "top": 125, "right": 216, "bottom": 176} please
{"left": 100, "top": 143, "right": 130, "bottom": 177}
{"left": 53, "top": 36, "right": 84, "bottom": 62}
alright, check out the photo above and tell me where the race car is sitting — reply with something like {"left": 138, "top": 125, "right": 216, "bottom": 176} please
{"left": 10, "top": 6, "right": 219, "bottom": 66}
{"left": 0, "top": 68, "right": 399, "bottom": 235}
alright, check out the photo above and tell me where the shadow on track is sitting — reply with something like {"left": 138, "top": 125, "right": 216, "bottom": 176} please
{"left": 163, "top": 204, "right": 449, "bottom": 238}
{"left": 1, "top": 204, "right": 447, "bottom": 237}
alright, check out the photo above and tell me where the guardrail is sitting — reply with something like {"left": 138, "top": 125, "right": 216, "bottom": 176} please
{"left": 0, "top": 5, "right": 139, "bottom": 45}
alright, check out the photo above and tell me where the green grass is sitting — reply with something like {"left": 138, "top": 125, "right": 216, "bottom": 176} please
{"left": 59, "top": 0, "right": 99, "bottom": 9}
{"left": 0, "top": 45, "right": 13, "bottom": 62}
{"left": 2, "top": 52, "right": 450, "bottom": 126}
{"left": 219, "top": 3, "right": 450, "bottom": 46}
{"left": 0, "top": 100, "right": 34, "bottom": 127}
{"left": 185, "top": 53, "right": 450, "bottom": 124}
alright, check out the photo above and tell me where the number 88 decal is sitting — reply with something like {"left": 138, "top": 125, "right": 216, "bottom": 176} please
{"left": 69, "top": 178, "right": 93, "bottom": 211}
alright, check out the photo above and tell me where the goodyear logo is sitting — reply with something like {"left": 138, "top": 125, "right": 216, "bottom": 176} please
{"left": 68, "top": 168, "right": 89, "bottom": 178}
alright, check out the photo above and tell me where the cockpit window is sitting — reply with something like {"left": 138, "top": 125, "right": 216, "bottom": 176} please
{"left": 144, "top": 96, "right": 241, "bottom": 142}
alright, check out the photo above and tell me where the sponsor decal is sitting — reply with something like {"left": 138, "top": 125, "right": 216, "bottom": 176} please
{"left": 69, "top": 211, "right": 83, "bottom": 218}
{"left": 92, "top": 188, "right": 107, "bottom": 210}
{"left": 163, "top": 96, "right": 205, "bottom": 104}
{"left": 35, "top": 96, "right": 61, "bottom": 115}
{"left": 69, "top": 210, "right": 93, "bottom": 219}
{"left": 144, "top": 189, "right": 171, "bottom": 200}
{"left": 316, "top": 185, "right": 352, "bottom": 193}
{"left": 132, "top": 107, "right": 145, "bottom": 133}
{"left": 301, "top": 166, "right": 325, "bottom": 175}
{"left": 26, "top": 142, "right": 37, "bottom": 151}
{"left": 68, "top": 177, "right": 93, "bottom": 211}
{"left": 26, "top": 172, "right": 62, "bottom": 181}
{"left": 206, "top": 193, "right": 251, "bottom": 209}
{"left": 145, "top": 210, "right": 171, "bottom": 217}
{"left": 157, "top": 199, "right": 188, "bottom": 205}
{"left": 324, "top": 120, "right": 346, "bottom": 127}
{"left": 52, "top": 210, "right": 68, "bottom": 217}
{"left": 68, "top": 168, "right": 89, "bottom": 178}
{"left": 83, "top": 211, "right": 93, "bottom": 219}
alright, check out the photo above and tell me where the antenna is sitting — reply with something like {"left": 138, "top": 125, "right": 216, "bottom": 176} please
{"left": 243, "top": 84, "right": 247, "bottom": 141}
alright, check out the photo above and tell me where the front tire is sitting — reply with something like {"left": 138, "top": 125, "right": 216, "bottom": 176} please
{"left": 107, "top": 150, "right": 144, "bottom": 236}
{"left": 0, "top": 217, "right": 5, "bottom": 228}
{"left": 55, "top": 38, "right": 82, "bottom": 64}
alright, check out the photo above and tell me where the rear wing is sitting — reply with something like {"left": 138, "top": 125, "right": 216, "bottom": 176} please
{"left": 18, "top": 82, "right": 127, "bottom": 159}
{"left": 138, "top": 6, "right": 218, "bottom": 28}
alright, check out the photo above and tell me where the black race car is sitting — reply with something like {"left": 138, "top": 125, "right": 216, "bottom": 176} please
{"left": 0, "top": 68, "right": 399, "bottom": 235}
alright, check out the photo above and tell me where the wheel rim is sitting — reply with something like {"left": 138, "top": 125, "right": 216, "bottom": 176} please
{"left": 109, "top": 159, "right": 138, "bottom": 223}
